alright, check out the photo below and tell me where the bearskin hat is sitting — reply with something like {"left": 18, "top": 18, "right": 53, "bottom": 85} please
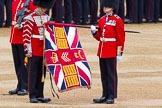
{"left": 33, "top": 0, "right": 56, "bottom": 8}
{"left": 103, "top": 0, "right": 116, "bottom": 8}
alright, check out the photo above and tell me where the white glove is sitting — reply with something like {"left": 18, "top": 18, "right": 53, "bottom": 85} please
{"left": 14, "top": 24, "right": 23, "bottom": 29}
{"left": 90, "top": 25, "right": 97, "bottom": 34}
{"left": 117, "top": 56, "right": 122, "bottom": 61}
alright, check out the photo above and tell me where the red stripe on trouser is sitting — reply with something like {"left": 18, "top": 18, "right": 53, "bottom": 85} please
{"left": 113, "top": 58, "right": 117, "bottom": 98}
{"left": 27, "top": 58, "right": 31, "bottom": 93}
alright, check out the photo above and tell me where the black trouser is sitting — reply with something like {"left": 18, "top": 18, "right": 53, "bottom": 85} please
{"left": 160, "top": 1, "right": 162, "bottom": 18}
{"left": 89, "top": 0, "right": 98, "bottom": 24}
{"left": 11, "top": 44, "right": 28, "bottom": 90}
{"left": 28, "top": 56, "right": 46, "bottom": 98}
{"left": 144, "top": 0, "right": 160, "bottom": 22}
{"left": 64, "top": 0, "right": 72, "bottom": 23}
{"left": 81, "top": 0, "right": 89, "bottom": 24}
{"left": 51, "top": 0, "right": 63, "bottom": 23}
{"left": 137, "top": 0, "right": 144, "bottom": 23}
{"left": 4, "top": 0, "right": 12, "bottom": 26}
{"left": 128, "top": 0, "right": 143, "bottom": 23}
{"left": 115, "top": 0, "right": 125, "bottom": 20}
{"left": 72, "top": 0, "right": 88, "bottom": 24}
{"left": 125, "top": 0, "right": 129, "bottom": 19}
{"left": 0, "top": 0, "right": 4, "bottom": 27}
{"left": 99, "top": 0, "right": 104, "bottom": 18}
{"left": 72, "top": 0, "right": 80, "bottom": 24}
{"left": 99, "top": 58, "right": 117, "bottom": 99}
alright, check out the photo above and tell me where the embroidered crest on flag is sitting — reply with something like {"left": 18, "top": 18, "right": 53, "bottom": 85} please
{"left": 44, "top": 22, "right": 91, "bottom": 92}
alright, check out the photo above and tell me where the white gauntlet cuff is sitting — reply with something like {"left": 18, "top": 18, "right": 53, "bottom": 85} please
{"left": 26, "top": 44, "right": 32, "bottom": 54}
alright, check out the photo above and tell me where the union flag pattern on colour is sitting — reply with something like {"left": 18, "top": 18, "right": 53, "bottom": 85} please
{"left": 44, "top": 22, "right": 91, "bottom": 92}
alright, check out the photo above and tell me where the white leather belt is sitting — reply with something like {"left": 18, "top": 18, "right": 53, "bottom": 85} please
{"left": 100, "top": 37, "right": 116, "bottom": 42}
{"left": 32, "top": 35, "right": 44, "bottom": 40}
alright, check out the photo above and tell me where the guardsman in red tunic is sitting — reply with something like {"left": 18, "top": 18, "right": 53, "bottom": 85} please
{"left": 23, "top": 0, "right": 55, "bottom": 103}
{"left": 9, "top": 0, "right": 36, "bottom": 96}
{"left": 90, "top": 0, "right": 125, "bottom": 104}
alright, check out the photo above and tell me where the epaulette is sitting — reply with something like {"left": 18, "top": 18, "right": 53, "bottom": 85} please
{"left": 98, "top": 15, "right": 106, "bottom": 22}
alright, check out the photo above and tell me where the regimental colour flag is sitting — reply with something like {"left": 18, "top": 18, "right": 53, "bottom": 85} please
{"left": 44, "top": 22, "right": 91, "bottom": 92}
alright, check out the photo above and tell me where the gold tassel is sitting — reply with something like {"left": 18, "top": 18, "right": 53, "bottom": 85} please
{"left": 41, "top": 74, "right": 45, "bottom": 82}
{"left": 24, "top": 57, "right": 28, "bottom": 63}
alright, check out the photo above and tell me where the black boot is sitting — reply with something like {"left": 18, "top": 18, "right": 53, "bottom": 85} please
{"left": 17, "top": 89, "right": 28, "bottom": 96}
{"left": 37, "top": 97, "right": 51, "bottom": 103}
{"left": 8, "top": 89, "right": 19, "bottom": 95}
{"left": 93, "top": 97, "right": 107, "bottom": 103}
{"left": 30, "top": 97, "right": 38, "bottom": 103}
{"left": 106, "top": 98, "right": 114, "bottom": 104}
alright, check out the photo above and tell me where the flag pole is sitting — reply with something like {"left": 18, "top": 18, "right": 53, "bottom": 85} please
{"left": 41, "top": 23, "right": 46, "bottom": 83}
{"left": 76, "top": 25, "right": 140, "bottom": 33}
{"left": 43, "top": 23, "right": 59, "bottom": 99}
